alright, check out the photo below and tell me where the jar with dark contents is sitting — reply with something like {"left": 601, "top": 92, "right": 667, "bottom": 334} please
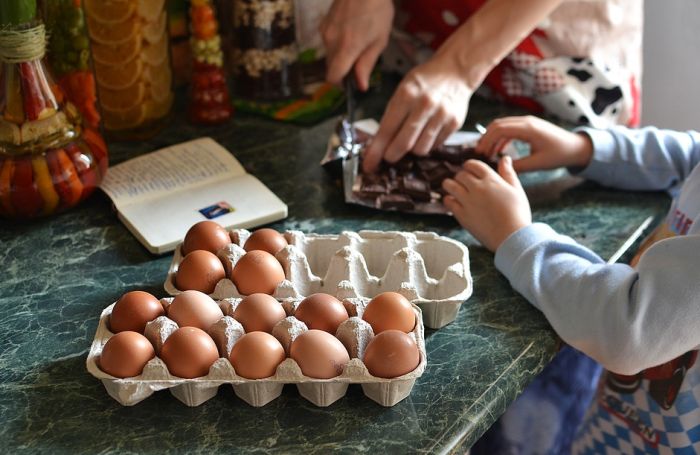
{"left": 231, "top": 0, "right": 303, "bottom": 101}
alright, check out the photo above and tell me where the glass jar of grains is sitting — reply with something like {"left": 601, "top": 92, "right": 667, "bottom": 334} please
{"left": 230, "top": 0, "right": 303, "bottom": 101}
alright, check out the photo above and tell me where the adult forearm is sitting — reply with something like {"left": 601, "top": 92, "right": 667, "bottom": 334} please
{"left": 436, "top": 0, "right": 563, "bottom": 90}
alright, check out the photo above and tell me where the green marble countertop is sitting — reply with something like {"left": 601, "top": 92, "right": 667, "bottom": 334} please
{"left": 0, "top": 82, "right": 670, "bottom": 454}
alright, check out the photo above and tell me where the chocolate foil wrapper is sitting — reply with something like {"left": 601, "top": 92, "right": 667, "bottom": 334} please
{"left": 327, "top": 119, "right": 505, "bottom": 215}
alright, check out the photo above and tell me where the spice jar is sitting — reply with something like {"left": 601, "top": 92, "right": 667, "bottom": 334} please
{"left": 230, "top": 0, "right": 303, "bottom": 101}
{"left": 0, "top": 0, "right": 109, "bottom": 219}
{"left": 188, "top": 0, "right": 233, "bottom": 124}
{"left": 41, "top": 0, "right": 100, "bottom": 129}
{"left": 83, "top": 0, "right": 173, "bottom": 140}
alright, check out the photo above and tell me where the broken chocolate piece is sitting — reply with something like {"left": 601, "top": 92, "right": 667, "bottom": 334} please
{"left": 443, "top": 162, "right": 463, "bottom": 175}
{"left": 395, "top": 157, "right": 414, "bottom": 173}
{"left": 401, "top": 176, "right": 431, "bottom": 202}
{"left": 431, "top": 145, "right": 468, "bottom": 163}
{"left": 377, "top": 193, "right": 415, "bottom": 210}
{"left": 416, "top": 159, "right": 442, "bottom": 173}
{"left": 359, "top": 174, "right": 388, "bottom": 198}
{"left": 422, "top": 164, "right": 453, "bottom": 186}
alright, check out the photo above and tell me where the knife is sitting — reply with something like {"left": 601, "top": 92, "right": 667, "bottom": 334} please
{"left": 343, "top": 74, "right": 357, "bottom": 151}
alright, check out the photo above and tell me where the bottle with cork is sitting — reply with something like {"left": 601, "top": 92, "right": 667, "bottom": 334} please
{"left": 0, "top": 0, "right": 108, "bottom": 219}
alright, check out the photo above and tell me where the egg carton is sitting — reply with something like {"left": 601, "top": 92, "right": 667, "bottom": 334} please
{"left": 86, "top": 296, "right": 426, "bottom": 407}
{"left": 164, "top": 230, "right": 472, "bottom": 328}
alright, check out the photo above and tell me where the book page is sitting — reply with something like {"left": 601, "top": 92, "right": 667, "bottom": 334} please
{"left": 100, "top": 137, "right": 246, "bottom": 207}
{"left": 117, "top": 174, "right": 288, "bottom": 254}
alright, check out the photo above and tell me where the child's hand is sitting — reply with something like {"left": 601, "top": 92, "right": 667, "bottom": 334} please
{"left": 475, "top": 116, "right": 593, "bottom": 172}
{"left": 443, "top": 156, "right": 531, "bottom": 252}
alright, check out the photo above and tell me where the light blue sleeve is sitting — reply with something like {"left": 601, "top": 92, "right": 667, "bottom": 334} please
{"left": 574, "top": 127, "right": 700, "bottom": 196}
{"left": 495, "top": 223, "right": 700, "bottom": 375}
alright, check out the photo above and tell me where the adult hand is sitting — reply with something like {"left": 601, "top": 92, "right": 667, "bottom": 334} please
{"left": 442, "top": 156, "right": 531, "bottom": 252}
{"left": 362, "top": 56, "right": 473, "bottom": 173}
{"left": 475, "top": 116, "right": 594, "bottom": 172}
{"left": 320, "top": 0, "right": 394, "bottom": 91}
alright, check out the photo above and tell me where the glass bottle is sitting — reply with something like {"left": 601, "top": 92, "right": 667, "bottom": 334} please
{"left": 188, "top": 0, "right": 233, "bottom": 124}
{"left": 230, "top": 0, "right": 303, "bottom": 101}
{"left": 41, "top": 0, "right": 101, "bottom": 130}
{"left": 83, "top": 0, "right": 174, "bottom": 140}
{"left": 0, "top": 0, "right": 109, "bottom": 219}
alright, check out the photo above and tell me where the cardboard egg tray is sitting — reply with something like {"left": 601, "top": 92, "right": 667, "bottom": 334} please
{"left": 165, "top": 230, "right": 472, "bottom": 329}
{"left": 86, "top": 296, "right": 426, "bottom": 407}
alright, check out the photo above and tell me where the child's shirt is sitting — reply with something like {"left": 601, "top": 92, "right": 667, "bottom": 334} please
{"left": 494, "top": 126, "right": 700, "bottom": 453}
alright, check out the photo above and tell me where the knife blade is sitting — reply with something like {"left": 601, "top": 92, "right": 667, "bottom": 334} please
{"left": 343, "top": 74, "right": 357, "bottom": 147}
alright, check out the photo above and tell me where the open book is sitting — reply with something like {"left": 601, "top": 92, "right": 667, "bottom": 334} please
{"left": 99, "top": 137, "right": 288, "bottom": 254}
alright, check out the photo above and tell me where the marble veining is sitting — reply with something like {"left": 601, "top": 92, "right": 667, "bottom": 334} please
{"left": 0, "top": 82, "right": 669, "bottom": 454}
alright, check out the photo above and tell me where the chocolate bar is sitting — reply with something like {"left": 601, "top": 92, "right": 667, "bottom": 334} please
{"left": 351, "top": 143, "right": 498, "bottom": 213}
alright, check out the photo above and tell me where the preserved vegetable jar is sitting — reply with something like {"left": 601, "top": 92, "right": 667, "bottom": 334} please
{"left": 83, "top": 0, "right": 173, "bottom": 140}
{"left": 0, "top": 0, "right": 108, "bottom": 219}
{"left": 231, "top": 0, "right": 303, "bottom": 101}
{"left": 41, "top": 0, "right": 101, "bottom": 129}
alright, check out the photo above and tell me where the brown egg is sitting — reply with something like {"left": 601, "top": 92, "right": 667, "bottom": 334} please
{"left": 109, "top": 291, "right": 165, "bottom": 333}
{"left": 175, "top": 250, "right": 226, "bottom": 294}
{"left": 233, "top": 293, "right": 286, "bottom": 333}
{"left": 244, "top": 228, "right": 288, "bottom": 255}
{"left": 229, "top": 331, "right": 286, "bottom": 379}
{"left": 363, "top": 330, "right": 420, "bottom": 378}
{"left": 289, "top": 329, "right": 350, "bottom": 379}
{"left": 362, "top": 292, "right": 416, "bottom": 333}
{"left": 99, "top": 331, "right": 155, "bottom": 378}
{"left": 295, "top": 293, "right": 349, "bottom": 334}
{"left": 182, "top": 220, "right": 231, "bottom": 255}
{"left": 160, "top": 327, "right": 220, "bottom": 378}
{"left": 168, "top": 290, "right": 224, "bottom": 331}
{"left": 231, "top": 250, "right": 285, "bottom": 295}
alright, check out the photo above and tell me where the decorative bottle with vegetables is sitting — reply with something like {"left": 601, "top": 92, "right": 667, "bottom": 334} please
{"left": 188, "top": 0, "right": 233, "bottom": 124}
{"left": 0, "top": 0, "right": 108, "bottom": 219}
{"left": 41, "top": 0, "right": 100, "bottom": 129}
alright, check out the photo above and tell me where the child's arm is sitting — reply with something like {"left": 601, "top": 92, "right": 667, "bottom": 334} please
{"left": 495, "top": 222, "right": 700, "bottom": 375}
{"left": 476, "top": 116, "right": 700, "bottom": 195}
{"left": 578, "top": 126, "right": 700, "bottom": 194}
{"left": 443, "top": 156, "right": 700, "bottom": 375}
